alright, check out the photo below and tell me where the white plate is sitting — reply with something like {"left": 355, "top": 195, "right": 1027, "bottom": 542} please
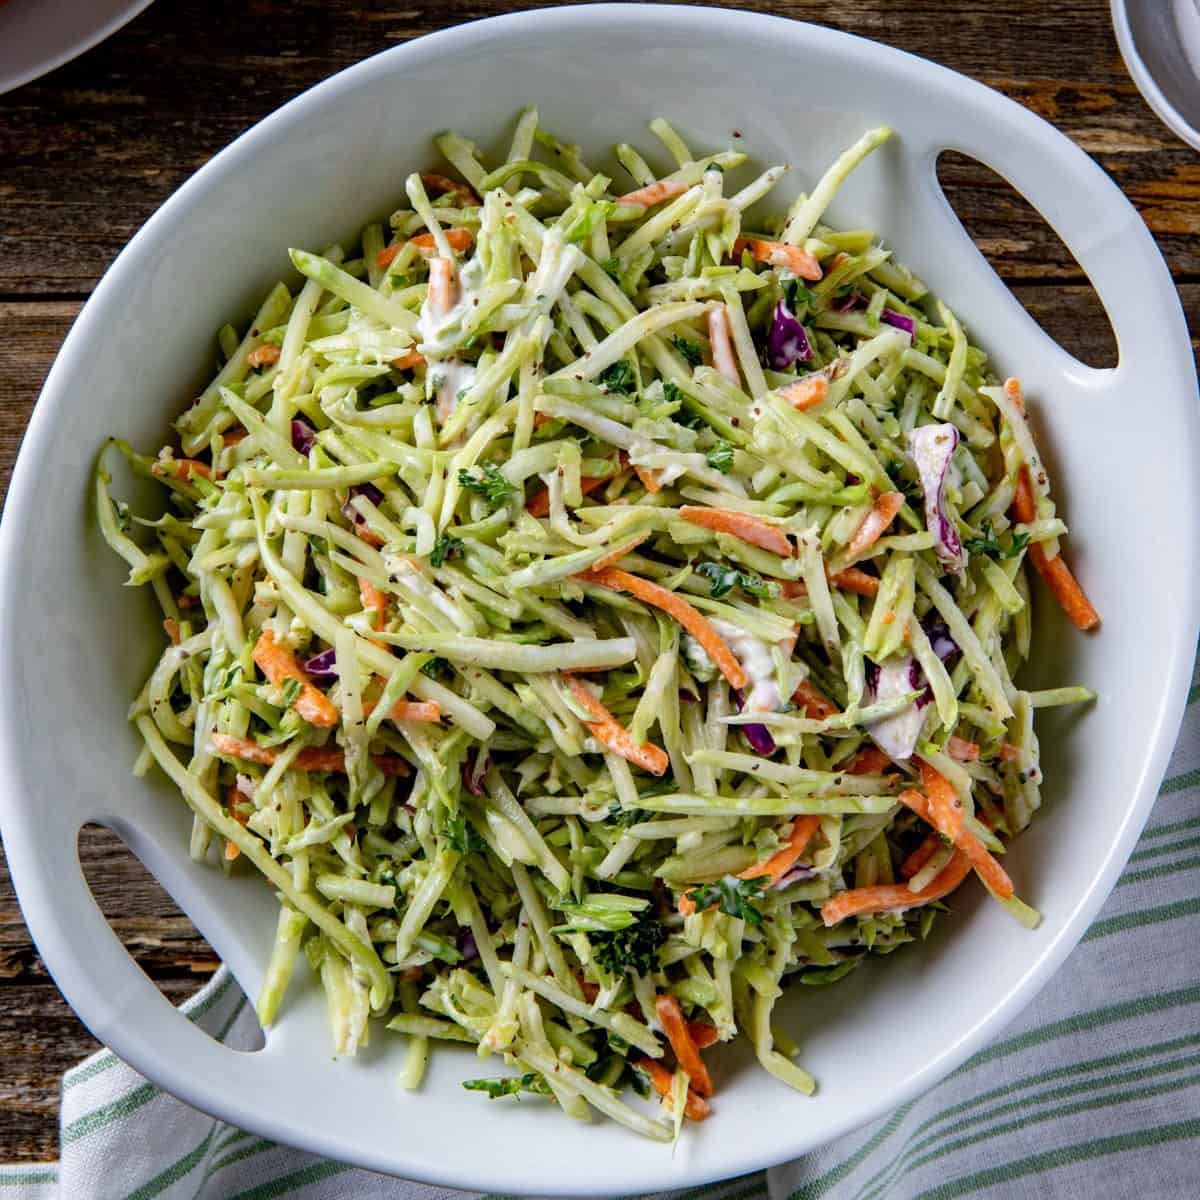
{"left": 0, "top": 0, "right": 153, "bottom": 96}
{"left": 1, "top": 5, "right": 1196, "bottom": 1194}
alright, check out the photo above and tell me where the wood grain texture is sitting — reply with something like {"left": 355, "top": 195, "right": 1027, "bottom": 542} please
{"left": 0, "top": 0, "right": 1196, "bottom": 1164}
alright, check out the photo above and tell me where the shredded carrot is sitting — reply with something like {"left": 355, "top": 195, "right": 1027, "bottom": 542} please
{"left": 391, "top": 350, "right": 425, "bottom": 371}
{"left": 947, "top": 735, "right": 980, "bottom": 763}
{"left": 533, "top": 411, "right": 554, "bottom": 428}
{"left": 733, "top": 237, "right": 823, "bottom": 281}
{"left": 386, "top": 700, "right": 442, "bottom": 723}
{"left": 163, "top": 617, "right": 181, "bottom": 645}
{"left": 778, "top": 375, "right": 829, "bottom": 411}
{"left": 679, "top": 506, "right": 792, "bottom": 558}
{"left": 1004, "top": 376, "right": 1025, "bottom": 415}
{"left": 1012, "top": 463, "right": 1037, "bottom": 525}
{"left": 633, "top": 464, "right": 662, "bottom": 494}
{"left": 828, "top": 566, "right": 881, "bottom": 596}
{"left": 616, "top": 179, "right": 688, "bottom": 208}
{"left": 846, "top": 746, "right": 893, "bottom": 775}
{"left": 210, "top": 733, "right": 411, "bottom": 776}
{"left": 224, "top": 785, "right": 250, "bottom": 862}
{"left": 656, "top": 994, "right": 714, "bottom": 1096}
{"left": 358, "top": 577, "right": 387, "bottom": 629}
{"left": 252, "top": 629, "right": 339, "bottom": 728}
{"left": 428, "top": 255, "right": 456, "bottom": 317}
{"left": 1029, "top": 544, "right": 1100, "bottom": 631}
{"left": 900, "top": 762, "right": 1015, "bottom": 900}
{"left": 1012, "top": 467, "right": 1099, "bottom": 630}
{"left": 177, "top": 593, "right": 198, "bottom": 610}
{"left": 247, "top": 344, "right": 280, "bottom": 368}
{"left": 526, "top": 473, "right": 610, "bottom": 518}
{"left": 793, "top": 679, "right": 839, "bottom": 720}
{"left": 738, "top": 816, "right": 822, "bottom": 887}
{"left": 635, "top": 1057, "right": 710, "bottom": 1121}
{"left": 221, "top": 428, "right": 248, "bottom": 447}
{"left": 820, "top": 851, "right": 972, "bottom": 926}
{"left": 900, "top": 831, "right": 944, "bottom": 880}
{"left": 420, "top": 172, "right": 479, "bottom": 205}
{"left": 846, "top": 491, "right": 904, "bottom": 559}
{"left": 706, "top": 304, "right": 740, "bottom": 384}
{"left": 579, "top": 567, "right": 748, "bottom": 690}
{"left": 152, "top": 457, "right": 211, "bottom": 482}
{"left": 375, "top": 227, "right": 474, "bottom": 269}
{"left": 591, "top": 532, "right": 651, "bottom": 572}
{"left": 563, "top": 675, "right": 668, "bottom": 776}
{"left": 687, "top": 1020, "right": 720, "bottom": 1049}
{"left": 999, "top": 741, "right": 1022, "bottom": 763}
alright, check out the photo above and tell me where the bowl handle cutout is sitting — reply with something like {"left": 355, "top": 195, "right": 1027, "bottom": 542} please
{"left": 914, "top": 129, "right": 1178, "bottom": 395}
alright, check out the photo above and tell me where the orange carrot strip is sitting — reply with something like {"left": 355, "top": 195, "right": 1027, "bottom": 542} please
{"left": 526, "top": 473, "right": 610, "bottom": 518}
{"left": 687, "top": 1021, "right": 720, "bottom": 1050}
{"left": 635, "top": 1057, "right": 710, "bottom": 1121}
{"left": 252, "top": 629, "right": 339, "bottom": 728}
{"left": 633, "top": 464, "right": 662, "bottom": 494}
{"left": 152, "top": 457, "right": 211, "bottom": 482}
{"left": 1029, "top": 544, "right": 1100, "bottom": 631}
{"left": 656, "top": 994, "right": 714, "bottom": 1097}
{"left": 904, "top": 762, "right": 1015, "bottom": 899}
{"left": 793, "top": 679, "right": 839, "bottom": 720}
{"left": 846, "top": 492, "right": 904, "bottom": 559}
{"left": 386, "top": 701, "right": 442, "bottom": 723}
{"left": 428, "top": 256, "right": 456, "bottom": 316}
{"left": 247, "top": 344, "right": 280, "bottom": 368}
{"left": 738, "top": 815, "right": 822, "bottom": 888}
{"left": 846, "top": 746, "right": 893, "bottom": 775}
{"left": 733, "top": 237, "right": 823, "bottom": 281}
{"left": 421, "top": 172, "right": 479, "bottom": 205}
{"left": 900, "top": 831, "right": 944, "bottom": 880}
{"left": 411, "top": 228, "right": 474, "bottom": 259}
{"left": 778, "top": 375, "right": 829, "bottom": 411}
{"left": 947, "top": 735, "right": 980, "bottom": 763}
{"left": 580, "top": 567, "right": 748, "bottom": 690}
{"left": 679, "top": 506, "right": 792, "bottom": 558}
{"left": 828, "top": 566, "right": 880, "bottom": 596}
{"left": 210, "top": 733, "right": 411, "bottom": 777}
{"left": 224, "top": 785, "right": 250, "bottom": 862}
{"left": 706, "top": 304, "right": 740, "bottom": 384}
{"left": 999, "top": 741, "right": 1022, "bottom": 763}
{"left": 591, "top": 532, "right": 651, "bottom": 572}
{"left": 358, "top": 577, "right": 387, "bottom": 628}
{"left": 391, "top": 350, "right": 425, "bottom": 371}
{"left": 820, "top": 851, "right": 972, "bottom": 926}
{"left": 1004, "top": 376, "right": 1025, "bottom": 415}
{"left": 617, "top": 179, "right": 688, "bottom": 208}
{"left": 163, "top": 617, "right": 181, "bottom": 645}
{"left": 563, "top": 675, "right": 669, "bottom": 776}
{"left": 1012, "top": 463, "right": 1037, "bottom": 525}
{"left": 221, "top": 428, "right": 248, "bottom": 447}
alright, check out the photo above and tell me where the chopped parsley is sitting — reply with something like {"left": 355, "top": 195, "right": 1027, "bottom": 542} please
{"left": 457, "top": 463, "right": 515, "bottom": 509}
{"left": 783, "top": 280, "right": 818, "bottom": 310}
{"left": 421, "top": 657, "right": 450, "bottom": 680}
{"left": 695, "top": 561, "right": 771, "bottom": 599}
{"left": 705, "top": 440, "right": 735, "bottom": 473}
{"left": 601, "top": 256, "right": 621, "bottom": 282}
{"left": 445, "top": 814, "right": 486, "bottom": 854}
{"left": 599, "top": 360, "right": 636, "bottom": 394}
{"left": 606, "top": 802, "right": 650, "bottom": 828}
{"left": 430, "top": 534, "right": 463, "bottom": 568}
{"left": 591, "top": 908, "right": 667, "bottom": 976}
{"left": 672, "top": 336, "right": 703, "bottom": 367}
{"left": 684, "top": 874, "right": 769, "bottom": 926}
{"left": 964, "top": 520, "right": 1030, "bottom": 561}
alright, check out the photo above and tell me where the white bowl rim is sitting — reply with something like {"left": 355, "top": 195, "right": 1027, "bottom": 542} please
{"left": 1, "top": 4, "right": 1197, "bottom": 1191}
{"left": 1111, "top": 0, "right": 1200, "bottom": 151}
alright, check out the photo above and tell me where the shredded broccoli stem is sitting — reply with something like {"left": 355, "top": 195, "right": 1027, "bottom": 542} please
{"left": 99, "top": 110, "right": 1094, "bottom": 1142}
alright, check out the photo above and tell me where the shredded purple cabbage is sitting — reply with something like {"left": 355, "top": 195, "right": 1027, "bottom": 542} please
{"left": 882, "top": 309, "right": 916, "bottom": 337}
{"left": 922, "top": 617, "right": 960, "bottom": 665}
{"left": 832, "top": 292, "right": 866, "bottom": 313}
{"left": 907, "top": 424, "right": 964, "bottom": 572}
{"left": 775, "top": 863, "right": 818, "bottom": 890}
{"left": 291, "top": 418, "right": 316, "bottom": 455}
{"left": 734, "top": 688, "right": 777, "bottom": 756}
{"left": 351, "top": 482, "right": 385, "bottom": 508}
{"left": 302, "top": 647, "right": 338, "bottom": 682}
{"left": 865, "top": 654, "right": 927, "bottom": 760}
{"left": 458, "top": 931, "right": 480, "bottom": 963}
{"left": 766, "top": 300, "right": 813, "bottom": 369}
{"left": 462, "top": 757, "right": 488, "bottom": 797}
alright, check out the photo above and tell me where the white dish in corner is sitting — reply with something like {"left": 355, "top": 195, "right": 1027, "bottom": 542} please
{"left": 1112, "top": 0, "right": 1200, "bottom": 150}
{"left": 0, "top": 0, "right": 153, "bottom": 96}
{"left": 0, "top": 5, "right": 1197, "bottom": 1194}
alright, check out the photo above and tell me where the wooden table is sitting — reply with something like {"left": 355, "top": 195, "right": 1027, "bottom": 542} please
{"left": 0, "top": 0, "right": 1196, "bottom": 1164}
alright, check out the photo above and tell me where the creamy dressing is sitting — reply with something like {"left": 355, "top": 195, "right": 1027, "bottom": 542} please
{"left": 710, "top": 618, "right": 783, "bottom": 712}
{"left": 431, "top": 359, "right": 478, "bottom": 425}
{"left": 416, "top": 255, "right": 487, "bottom": 357}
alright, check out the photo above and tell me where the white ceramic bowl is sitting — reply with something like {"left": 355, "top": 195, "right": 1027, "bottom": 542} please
{"left": 0, "top": 0, "right": 154, "bottom": 96}
{"left": 1112, "top": 0, "right": 1200, "bottom": 150}
{"left": 2, "top": 6, "right": 1197, "bottom": 1193}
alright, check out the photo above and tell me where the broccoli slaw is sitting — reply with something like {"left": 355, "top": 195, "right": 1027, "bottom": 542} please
{"left": 96, "top": 111, "right": 1099, "bottom": 1140}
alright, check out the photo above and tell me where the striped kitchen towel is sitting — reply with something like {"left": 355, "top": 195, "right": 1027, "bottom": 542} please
{"left": 2, "top": 661, "right": 1197, "bottom": 1200}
